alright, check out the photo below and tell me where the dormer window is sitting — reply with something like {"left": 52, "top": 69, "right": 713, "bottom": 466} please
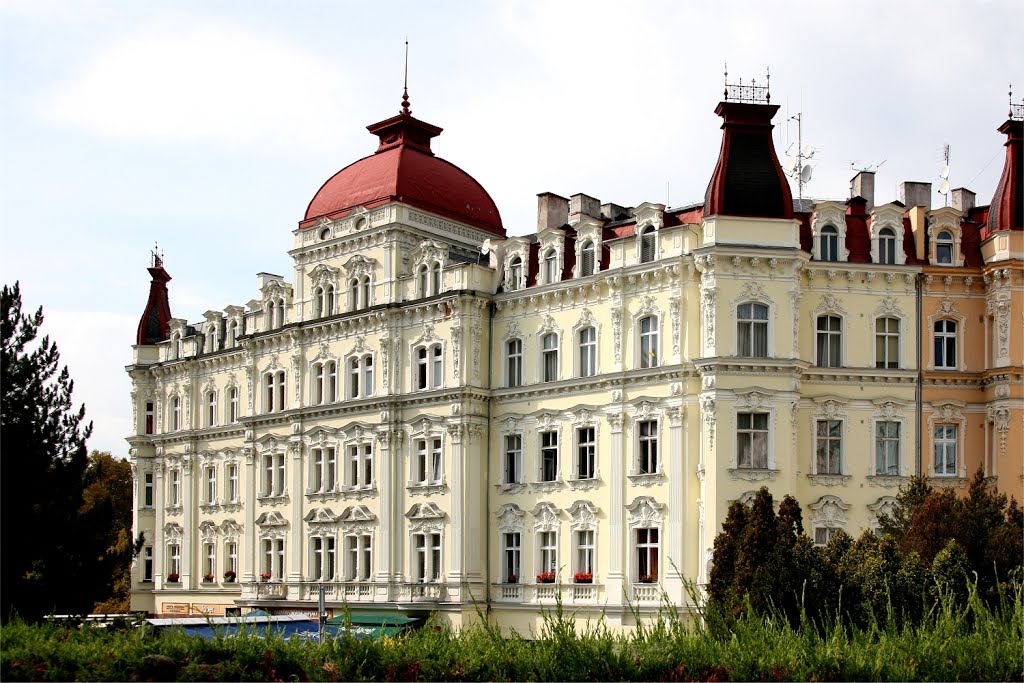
{"left": 543, "top": 249, "right": 559, "bottom": 284}
{"left": 639, "top": 226, "right": 656, "bottom": 263}
{"left": 508, "top": 257, "right": 523, "bottom": 291}
{"left": 206, "top": 327, "right": 218, "bottom": 353}
{"left": 431, "top": 262, "right": 442, "bottom": 295}
{"left": 878, "top": 228, "right": 897, "bottom": 265}
{"left": 935, "top": 231, "right": 954, "bottom": 265}
{"left": 579, "top": 241, "right": 595, "bottom": 277}
{"left": 820, "top": 226, "right": 839, "bottom": 262}
{"left": 225, "top": 321, "right": 238, "bottom": 348}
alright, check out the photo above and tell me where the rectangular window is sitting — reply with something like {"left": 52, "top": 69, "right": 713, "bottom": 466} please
{"left": 169, "top": 469, "right": 180, "bottom": 506}
{"left": 542, "top": 333, "right": 559, "bottom": 382}
{"left": 263, "top": 454, "right": 285, "bottom": 497}
{"left": 205, "top": 465, "right": 217, "bottom": 504}
{"left": 575, "top": 530, "right": 594, "bottom": 576}
{"left": 349, "top": 358, "right": 360, "bottom": 399}
{"left": 225, "top": 541, "right": 238, "bottom": 575}
{"left": 538, "top": 530, "right": 557, "bottom": 576}
{"left": 204, "top": 542, "right": 216, "bottom": 579}
{"left": 815, "top": 315, "right": 842, "bottom": 368}
{"left": 416, "top": 347, "right": 428, "bottom": 390}
{"left": 430, "top": 438, "right": 442, "bottom": 484}
{"left": 413, "top": 533, "right": 442, "bottom": 583}
{"left": 312, "top": 447, "right": 337, "bottom": 493}
{"left": 875, "top": 317, "right": 900, "bottom": 369}
{"left": 262, "top": 538, "right": 285, "bottom": 579}
{"left": 637, "top": 420, "right": 658, "bottom": 474}
{"left": 503, "top": 532, "right": 521, "bottom": 582}
{"left": 540, "top": 431, "right": 558, "bottom": 482}
{"left": 934, "top": 320, "right": 957, "bottom": 369}
{"left": 737, "top": 413, "right": 769, "bottom": 469}
{"left": 815, "top": 419, "right": 842, "bottom": 475}
{"left": 636, "top": 528, "right": 659, "bottom": 582}
{"left": 348, "top": 444, "right": 372, "bottom": 488}
{"left": 313, "top": 536, "right": 337, "bottom": 582}
{"left": 579, "top": 327, "right": 597, "bottom": 377}
{"left": 142, "top": 546, "right": 153, "bottom": 582}
{"left": 577, "top": 427, "right": 595, "bottom": 480}
{"left": 363, "top": 357, "right": 373, "bottom": 397}
{"left": 226, "top": 464, "right": 239, "bottom": 503}
{"left": 206, "top": 392, "right": 216, "bottom": 427}
{"left": 145, "top": 401, "right": 154, "bottom": 434}
{"left": 639, "top": 316, "right": 658, "bottom": 368}
{"left": 229, "top": 388, "right": 239, "bottom": 423}
{"left": 504, "top": 434, "right": 522, "bottom": 484}
{"left": 875, "top": 421, "right": 900, "bottom": 475}
{"left": 507, "top": 339, "right": 523, "bottom": 387}
{"left": 143, "top": 472, "right": 154, "bottom": 508}
{"left": 737, "top": 303, "right": 769, "bottom": 358}
{"left": 431, "top": 346, "right": 443, "bottom": 388}
{"left": 934, "top": 424, "right": 958, "bottom": 476}
{"left": 814, "top": 527, "right": 838, "bottom": 547}
{"left": 168, "top": 543, "right": 181, "bottom": 579}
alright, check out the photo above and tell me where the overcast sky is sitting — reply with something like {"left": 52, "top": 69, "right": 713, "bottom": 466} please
{"left": 1, "top": 0, "right": 1020, "bottom": 457}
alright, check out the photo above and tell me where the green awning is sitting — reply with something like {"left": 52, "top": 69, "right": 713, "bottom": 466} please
{"left": 326, "top": 623, "right": 405, "bottom": 638}
{"left": 327, "top": 611, "right": 421, "bottom": 627}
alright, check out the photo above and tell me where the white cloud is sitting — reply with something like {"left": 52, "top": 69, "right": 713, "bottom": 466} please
{"left": 38, "top": 21, "right": 351, "bottom": 154}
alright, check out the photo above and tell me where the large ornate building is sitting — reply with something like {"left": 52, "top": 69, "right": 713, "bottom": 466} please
{"left": 127, "top": 83, "right": 1023, "bottom": 630}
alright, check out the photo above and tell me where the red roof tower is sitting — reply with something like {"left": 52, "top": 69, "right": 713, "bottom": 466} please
{"left": 136, "top": 252, "right": 172, "bottom": 346}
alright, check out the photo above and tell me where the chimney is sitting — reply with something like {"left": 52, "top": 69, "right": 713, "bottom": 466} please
{"left": 537, "top": 192, "right": 569, "bottom": 232}
{"left": 601, "top": 202, "right": 631, "bottom": 221}
{"left": 257, "top": 272, "right": 284, "bottom": 290}
{"left": 951, "top": 188, "right": 976, "bottom": 213}
{"left": 850, "top": 171, "right": 875, "bottom": 211}
{"left": 899, "top": 181, "right": 932, "bottom": 209}
{"left": 569, "top": 193, "right": 601, "bottom": 225}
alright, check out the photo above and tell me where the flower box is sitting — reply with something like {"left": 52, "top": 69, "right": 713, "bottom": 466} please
{"left": 260, "top": 573, "right": 272, "bottom": 582}
{"left": 536, "top": 571, "right": 556, "bottom": 584}
{"left": 638, "top": 575, "right": 657, "bottom": 584}
{"left": 506, "top": 575, "right": 518, "bottom": 584}
{"left": 223, "top": 570, "right": 237, "bottom": 583}
{"left": 573, "top": 572, "right": 593, "bottom": 584}
{"left": 203, "top": 573, "right": 215, "bottom": 583}
{"left": 166, "top": 573, "right": 180, "bottom": 583}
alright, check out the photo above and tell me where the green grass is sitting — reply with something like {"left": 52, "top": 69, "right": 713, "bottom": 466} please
{"left": 3, "top": 582, "right": 1022, "bottom": 681}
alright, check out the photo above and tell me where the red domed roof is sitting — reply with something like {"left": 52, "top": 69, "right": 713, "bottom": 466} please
{"left": 301, "top": 107, "right": 504, "bottom": 236}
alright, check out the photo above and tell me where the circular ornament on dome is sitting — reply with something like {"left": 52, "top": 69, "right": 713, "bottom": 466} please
{"left": 319, "top": 227, "right": 331, "bottom": 241}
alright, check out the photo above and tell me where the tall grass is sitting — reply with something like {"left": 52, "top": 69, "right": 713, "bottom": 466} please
{"left": 3, "top": 580, "right": 1021, "bottom": 681}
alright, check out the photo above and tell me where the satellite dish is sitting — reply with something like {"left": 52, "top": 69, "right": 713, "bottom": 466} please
{"left": 938, "top": 179, "right": 950, "bottom": 195}
{"left": 801, "top": 144, "right": 816, "bottom": 158}
{"left": 481, "top": 238, "right": 493, "bottom": 256}
{"left": 940, "top": 165, "right": 950, "bottom": 179}
{"left": 800, "top": 165, "right": 813, "bottom": 183}
{"left": 784, "top": 155, "right": 797, "bottom": 173}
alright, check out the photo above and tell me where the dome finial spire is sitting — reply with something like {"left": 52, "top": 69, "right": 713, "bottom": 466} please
{"left": 400, "top": 39, "right": 411, "bottom": 116}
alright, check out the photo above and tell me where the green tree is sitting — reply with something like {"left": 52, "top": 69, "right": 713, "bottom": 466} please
{"left": 80, "top": 451, "right": 137, "bottom": 613}
{"left": 1, "top": 282, "right": 93, "bottom": 620}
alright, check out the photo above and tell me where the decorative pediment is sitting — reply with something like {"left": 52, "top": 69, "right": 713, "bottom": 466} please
{"left": 873, "top": 399, "right": 906, "bottom": 420}
{"left": 869, "top": 204, "right": 904, "bottom": 234}
{"left": 873, "top": 296, "right": 903, "bottom": 318}
{"left": 813, "top": 397, "right": 847, "bottom": 419}
{"left": 163, "top": 523, "right": 183, "bottom": 542}
{"left": 338, "top": 505, "right": 375, "bottom": 523}
{"left": 309, "top": 263, "right": 340, "bottom": 288}
{"left": 199, "top": 520, "right": 219, "bottom": 542}
{"left": 531, "top": 501, "right": 560, "bottom": 531}
{"left": 811, "top": 201, "right": 846, "bottom": 233}
{"left": 411, "top": 240, "right": 448, "bottom": 269}
{"left": 813, "top": 294, "right": 847, "bottom": 318}
{"left": 626, "top": 495, "right": 664, "bottom": 527}
{"left": 254, "top": 434, "right": 286, "bottom": 453}
{"left": 735, "top": 388, "right": 772, "bottom": 410}
{"left": 411, "top": 416, "right": 443, "bottom": 436}
{"left": 737, "top": 281, "right": 771, "bottom": 305}
{"left": 405, "top": 502, "right": 445, "bottom": 521}
{"left": 573, "top": 408, "right": 596, "bottom": 426}
{"left": 340, "top": 422, "right": 375, "bottom": 443}
{"left": 496, "top": 503, "right": 525, "bottom": 532}
{"left": 304, "top": 507, "right": 339, "bottom": 525}
{"left": 867, "top": 496, "right": 898, "bottom": 521}
{"left": 536, "top": 412, "right": 559, "bottom": 432}
{"left": 303, "top": 426, "right": 337, "bottom": 446}
{"left": 537, "top": 226, "right": 566, "bottom": 251}
{"left": 809, "top": 495, "right": 850, "bottom": 528}
{"left": 567, "top": 500, "right": 598, "bottom": 530}
{"left": 501, "top": 416, "right": 522, "bottom": 434}
{"left": 538, "top": 315, "right": 560, "bottom": 336}
{"left": 256, "top": 511, "right": 288, "bottom": 527}
{"left": 633, "top": 400, "right": 657, "bottom": 421}
{"left": 412, "top": 323, "right": 439, "bottom": 348}
{"left": 574, "top": 308, "right": 596, "bottom": 330}
{"left": 221, "top": 519, "right": 243, "bottom": 538}
{"left": 930, "top": 401, "right": 965, "bottom": 423}
{"left": 260, "top": 279, "right": 290, "bottom": 300}
{"left": 342, "top": 255, "right": 376, "bottom": 280}
{"left": 502, "top": 320, "right": 522, "bottom": 342}
{"left": 634, "top": 202, "right": 664, "bottom": 231}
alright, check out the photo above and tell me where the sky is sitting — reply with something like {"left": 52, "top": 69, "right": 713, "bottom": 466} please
{"left": 1, "top": 0, "right": 1021, "bottom": 457}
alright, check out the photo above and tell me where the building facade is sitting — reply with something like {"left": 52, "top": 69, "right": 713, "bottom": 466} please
{"left": 127, "top": 86, "right": 1023, "bottom": 630}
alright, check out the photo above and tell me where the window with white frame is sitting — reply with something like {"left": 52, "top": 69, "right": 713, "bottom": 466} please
{"left": 875, "top": 317, "right": 900, "bottom": 369}
{"left": 226, "top": 463, "right": 239, "bottom": 503}
{"left": 543, "top": 248, "right": 559, "bottom": 284}
{"left": 417, "top": 265, "right": 429, "bottom": 298}
{"left": 142, "top": 545, "right": 153, "bottom": 582}
{"left": 310, "top": 447, "right": 337, "bottom": 494}
{"left": 814, "top": 527, "right": 839, "bottom": 546}
{"left": 504, "top": 434, "right": 522, "bottom": 484}
{"left": 264, "top": 370, "right": 286, "bottom": 413}
{"left": 579, "top": 241, "right": 596, "bottom": 277}
{"left": 737, "top": 303, "right": 768, "bottom": 358}
{"left": 261, "top": 452, "right": 286, "bottom": 497}
{"left": 431, "top": 262, "right": 442, "bottom": 295}
{"left": 170, "top": 333, "right": 181, "bottom": 360}
{"left": 737, "top": 413, "right": 769, "bottom": 469}
{"left": 204, "top": 464, "right": 217, "bottom": 504}
{"left": 348, "top": 278, "right": 359, "bottom": 311}
{"left": 878, "top": 227, "right": 897, "bottom": 265}
{"left": 167, "top": 542, "right": 181, "bottom": 579}
{"left": 815, "top": 420, "right": 843, "bottom": 475}
{"left": 311, "top": 535, "right": 337, "bottom": 581}
{"left": 343, "top": 534, "right": 371, "bottom": 581}
{"left": 225, "top": 321, "right": 237, "bottom": 348}
{"left": 143, "top": 472, "right": 154, "bottom": 508}
{"left": 171, "top": 396, "right": 181, "bottom": 431}
{"left": 145, "top": 401, "right": 154, "bottom": 434}
{"left": 228, "top": 387, "right": 239, "bottom": 423}
{"left": 323, "top": 284, "right": 336, "bottom": 316}
{"left": 575, "top": 529, "right": 594, "bottom": 577}
{"left": 537, "top": 531, "right": 557, "bottom": 577}
{"left": 312, "top": 361, "right": 337, "bottom": 405}
{"left": 225, "top": 541, "right": 238, "bottom": 576}
{"left": 206, "top": 327, "right": 217, "bottom": 353}
{"left": 541, "top": 333, "right": 559, "bottom": 382}
{"left": 934, "top": 320, "right": 957, "bottom": 369}
{"left": 203, "top": 542, "right": 216, "bottom": 580}
{"left": 539, "top": 431, "right": 559, "bottom": 482}
{"left": 506, "top": 338, "right": 523, "bottom": 387}
{"left": 169, "top": 468, "right": 181, "bottom": 506}
{"left": 349, "top": 355, "right": 373, "bottom": 399}
{"left": 635, "top": 528, "right": 659, "bottom": 582}
{"left": 934, "top": 424, "right": 958, "bottom": 476}
{"left": 639, "top": 226, "right": 656, "bottom": 263}
{"left": 507, "top": 257, "right": 524, "bottom": 291}
{"left": 413, "top": 532, "right": 442, "bottom": 583}
{"left": 205, "top": 391, "right": 217, "bottom": 427}
{"left": 578, "top": 326, "right": 597, "bottom": 377}
{"left": 875, "top": 421, "right": 900, "bottom": 475}
{"left": 935, "top": 230, "right": 954, "bottom": 265}
{"left": 639, "top": 316, "right": 659, "bottom": 368}
{"left": 502, "top": 532, "right": 521, "bottom": 582}
{"left": 636, "top": 420, "right": 658, "bottom": 474}
{"left": 815, "top": 315, "right": 842, "bottom": 368}
{"left": 414, "top": 437, "right": 443, "bottom": 485}
{"left": 414, "top": 344, "right": 443, "bottom": 390}
{"left": 347, "top": 444, "right": 373, "bottom": 489}
{"left": 261, "top": 538, "right": 285, "bottom": 580}
{"left": 576, "top": 427, "right": 596, "bottom": 480}
{"left": 819, "top": 225, "right": 840, "bottom": 262}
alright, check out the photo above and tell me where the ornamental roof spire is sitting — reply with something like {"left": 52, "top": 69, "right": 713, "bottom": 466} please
{"left": 136, "top": 246, "right": 173, "bottom": 346}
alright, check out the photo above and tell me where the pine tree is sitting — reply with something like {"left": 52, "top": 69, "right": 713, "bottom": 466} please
{"left": 1, "top": 282, "right": 93, "bottom": 620}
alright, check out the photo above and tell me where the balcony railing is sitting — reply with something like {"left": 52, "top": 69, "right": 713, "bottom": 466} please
{"left": 492, "top": 582, "right": 604, "bottom": 604}
{"left": 630, "top": 582, "right": 661, "bottom": 603}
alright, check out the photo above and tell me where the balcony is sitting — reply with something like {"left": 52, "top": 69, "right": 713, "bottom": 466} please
{"left": 630, "top": 582, "right": 661, "bottom": 603}
{"left": 395, "top": 582, "right": 444, "bottom": 603}
{"left": 492, "top": 583, "right": 604, "bottom": 604}
{"left": 253, "top": 582, "right": 287, "bottom": 600}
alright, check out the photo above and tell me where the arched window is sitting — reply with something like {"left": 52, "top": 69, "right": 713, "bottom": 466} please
{"left": 508, "top": 257, "right": 523, "bottom": 291}
{"left": 206, "top": 327, "right": 217, "bottom": 353}
{"left": 349, "top": 278, "right": 360, "bottom": 310}
{"left": 326, "top": 361, "right": 337, "bottom": 402}
{"left": 313, "top": 363, "right": 325, "bottom": 405}
{"left": 324, "top": 284, "right": 335, "bottom": 316}
{"left": 506, "top": 338, "right": 523, "bottom": 387}
{"left": 543, "top": 249, "right": 558, "bottom": 284}
{"left": 171, "top": 396, "right": 181, "bottom": 431}
{"left": 170, "top": 333, "right": 181, "bottom": 360}
{"left": 431, "top": 262, "right": 442, "bottom": 295}
{"left": 578, "top": 326, "right": 597, "bottom": 377}
{"left": 264, "top": 370, "right": 286, "bottom": 413}
{"left": 820, "top": 225, "right": 839, "bottom": 262}
{"left": 737, "top": 303, "right": 769, "bottom": 358}
{"left": 815, "top": 315, "right": 842, "bottom": 368}
{"left": 639, "top": 226, "right": 656, "bottom": 263}
{"left": 878, "top": 227, "right": 897, "bottom": 265}
{"left": 639, "top": 316, "right": 658, "bottom": 368}
{"left": 228, "top": 387, "right": 239, "bottom": 423}
{"left": 312, "top": 287, "right": 324, "bottom": 318}
{"left": 361, "top": 277, "right": 371, "bottom": 308}
{"left": 418, "top": 266, "right": 429, "bottom": 297}
{"left": 579, "top": 241, "right": 595, "bottom": 277}
{"left": 225, "top": 322, "right": 237, "bottom": 348}
{"left": 541, "top": 333, "right": 559, "bottom": 382}
{"left": 414, "top": 344, "right": 443, "bottom": 390}
{"left": 265, "top": 301, "right": 277, "bottom": 330}
{"left": 935, "top": 231, "right": 954, "bottom": 265}
{"left": 276, "top": 298, "right": 286, "bottom": 327}
{"left": 205, "top": 391, "right": 217, "bottom": 427}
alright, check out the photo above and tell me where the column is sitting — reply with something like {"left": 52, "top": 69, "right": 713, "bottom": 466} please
{"left": 181, "top": 453, "right": 194, "bottom": 588}
{"left": 605, "top": 411, "right": 624, "bottom": 617}
{"left": 665, "top": 406, "right": 684, "bottom": 602}
{"left": 374, "top": 429, "right": 393, "bottom": 597}
{"left": 243, "top": 447, "right": 257, "bottom": 582}
{"left": 288, "top": 441, "right": 304, "bottom": 590}
{"left": 447, "top": 423, "right": 465, "bottom": 590}
{"left": 153, "top": 457, "right": 166, "bottom": 588}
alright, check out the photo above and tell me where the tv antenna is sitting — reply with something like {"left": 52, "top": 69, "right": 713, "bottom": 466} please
{"left": 784, "top": 112, "right": 816, "bottom": 202}
{"left": 938, "top": 143, "right": 951, "bottom": 206}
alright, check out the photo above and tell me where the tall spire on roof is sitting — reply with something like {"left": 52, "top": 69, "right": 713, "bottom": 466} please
{"left": 400, "top": 40, "right": 411, "bottom": 116}
{"left": 986, "top": 84, "right": 1023, "bottom": 234}
{"left": 136, "top": 246, "right": 173, "bottom": 346}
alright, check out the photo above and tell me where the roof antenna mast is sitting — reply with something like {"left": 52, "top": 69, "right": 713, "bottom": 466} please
{"left": 401, "top": 40, "right": 411, "bottom": 116}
